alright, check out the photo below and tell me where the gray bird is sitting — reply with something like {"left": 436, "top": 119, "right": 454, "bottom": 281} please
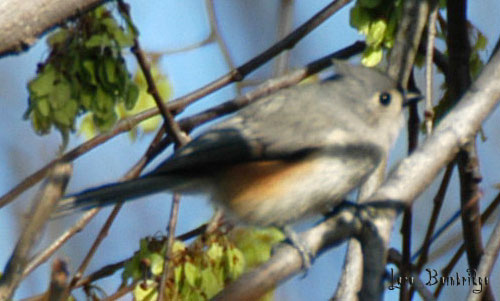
{"left": 55, "top": 61, "right": 419, "bottom": 229}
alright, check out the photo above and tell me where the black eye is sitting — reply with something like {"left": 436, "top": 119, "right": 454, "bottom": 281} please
{"left": 379, "top": 92, "right": 391, "bottom": 106}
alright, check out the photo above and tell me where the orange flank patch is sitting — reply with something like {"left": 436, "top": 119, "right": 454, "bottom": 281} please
{"left": 215, "top": 160, "right": 314, "bottom": 211}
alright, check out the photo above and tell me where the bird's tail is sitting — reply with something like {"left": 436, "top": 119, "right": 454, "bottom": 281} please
{"left": 53, "top": 175, "right": 189, "bottom": 218}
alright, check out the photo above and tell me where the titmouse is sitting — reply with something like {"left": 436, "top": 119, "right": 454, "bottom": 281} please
{"left": 55, "top": 62, "right": 419, "bottom": 228}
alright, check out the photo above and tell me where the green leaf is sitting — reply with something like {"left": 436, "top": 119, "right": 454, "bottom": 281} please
{"left": 148, "top": 253, "right": 164, "bottom": 276}
{"left": 102, "top": 17, "right": 120, "bottom": 34}
{"left": 207, "top": 243, "right": 224, "bottom": 265}
{"left": 29, "top": 66, "right": 56, "bottom": 97}
{"left": 94, "top": 88, "right": 114, "bottom": 112}
{"left": 114, "top": 28, "right": 135, "bottom": 47}
{"left": 184, "top": 262, "right": 199, "bottom": 287}
{"left": 80, "top": 90, "right": 94, "bottom": 109}
{"left": 103, "top": 17, "right": 135, "bottom": 47}
{"left": 54, "top": 100, "right": 77, "bottom": 127}
{"left": 47, "top": 29, "right": 69, "bottom": 47}
{"left": 359, "top": 0, "right": 383, "bottom": 9}
{"left": 85, "top": 34, "right": 113, "bottom": 48}
{"left": 200, "top": 268, "right": 223, "bottom": 298}
{"left": 93, "top": 111, "right": 117, "bottom": 130}
{"left": 350, "top": 5, "right": 371, "bottom": 35}
{"left": 81, "top": 60, "right": 98, "bottom": 86}
{"left": 361, "top": 46, "right": 383, "bottom": 67}
{"left": 366, "top": 19, "right": 387, "bottom": 47}
{"left": 125, "top": 82, "right": 139, "bottom": 109}
{"left": 383, "top": 13, "right": 398, "bottom": 48}
{"left": 79, "top": 113, "right": 98, "bottom": 140}
{"left": 475, "top": 31, "right": 487, "bottom": 51}
{"left": 174, "top": 265, "right": 183, "bottom": 286}
{"left": 225, "top": 247, "right": 245, "bottom": 280}
{"left": 105, "top": 59, "right": 117, "bottom": 84}
{"left": 31, "top": 110, "right": 51, "bottom": 134}
{"left": 97, "top": 58, "right": 122, "bottom": 94}
{"left": 232, "top": 228, "right": 283, "bottom": 269}
{"left": 26, "top": 5, "right": 140, "bottom": 142}
{"left": 119, "top": 8, "right": 140, "bottom": 37}
{"left": 50, "top": 81, "right": 71, "bottom": 109}
{"left": 133, "top": 280, "right": 158, "bottom": 301}
{"left": 36, "top": 98, "right": 51, "bottom": 117}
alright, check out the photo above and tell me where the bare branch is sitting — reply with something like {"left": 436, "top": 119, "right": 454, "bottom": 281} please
{"left": 0, "top": 0, "right": 110, "bottom": 57}
{"left": 158, "top": 193, "right": 181, "bottom": 301}
{"left": 387, "top": 0, "right": 429, "bottom": 85}
{"left": 340, "top": 0, "right": 430, "bottom": 298}
{"left": 435, "top": 191, "right": 500, "bottom": 297}
{"left": 0, "top": 163, "right": 72, "bottom": 300}
{"left": 467, "top": 215, "right": 500, "bottom": 301}
{"left": 273, "top": 0, "right": 295, "bottom": 77}
{"left": 414, "top": 163, "right": 455, "bottom": 271}
{"left": 118, "top": 0, "right": 190, "bottom": 147}
{"left": 46, "top": 259, "right": 69, "bottom": 301}
{"left": 425, "top": 1, "right": 440, "bottom": 134}
{"left": 23, "top": 210, "right": 99, "bottom": 280}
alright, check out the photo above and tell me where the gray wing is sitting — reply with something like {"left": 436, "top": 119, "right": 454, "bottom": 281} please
{"left": 152, "top": 82, "right": 383, "bottom": 175}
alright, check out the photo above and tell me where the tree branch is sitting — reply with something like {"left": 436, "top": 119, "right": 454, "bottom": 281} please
{"left": 0, "top": 163, "right": 72, "bottom": 300}
{"left": 0, "top": 0, "right": 110, "bottom": 57}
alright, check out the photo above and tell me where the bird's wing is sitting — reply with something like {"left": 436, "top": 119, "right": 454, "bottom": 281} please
{"left": 152, "top": 83, "right": 383, "bottom": 175}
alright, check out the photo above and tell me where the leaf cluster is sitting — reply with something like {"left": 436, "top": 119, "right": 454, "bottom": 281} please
{"left": 122, "top": 234, "right": 245, "bottom": 301}
{"left": 119, "top": 227, "right": 283, "bottom": 301}
{"left": 25, "top": 6, "right": 139, "bottom": 146}
{"left": 350, "top": 0, "right": 403, "bottom": 66}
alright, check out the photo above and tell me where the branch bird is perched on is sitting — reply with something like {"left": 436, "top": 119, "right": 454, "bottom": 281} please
{"left": 55, "top": 61, "right": 419, "bottom": 232}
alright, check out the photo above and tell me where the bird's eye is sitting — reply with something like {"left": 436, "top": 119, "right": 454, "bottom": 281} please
{"left": 379, "top": 92, "right": 391, "bottom": 106}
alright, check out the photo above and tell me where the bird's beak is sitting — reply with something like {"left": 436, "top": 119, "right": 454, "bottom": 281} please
{"left": 403, "top": 92, "right": 423, "bottom": 107}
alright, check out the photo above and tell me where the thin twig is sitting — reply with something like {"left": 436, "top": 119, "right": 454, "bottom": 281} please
{"left": 65, "top": 118, "right": 174, "bottom": 292}
{"left": 424, "top": 0, "right": 439, "bottom": 134}
{"left": 399, "top": 206, "right": 412, "bottom": 300}
{"left": 399, "top": 72, "right": 420, "bottom": 300}
{"left": 155, "top": 0, "right": 353, "bottom": 114}
{"left": 101, "top": 280, "right": 142, "bottom": 301}
{"left": 74, "top": 259, "right": 128, "bottom": 288}
{"left": 158, "top": 193, "right": 181, "bottom": 301}
{"left": 46, "top": 259, "right": 69, "bottom": 301}
{"left": 414, "top": 163, "right": 455, "bottom": 270}
{"left": 148, "top": 0, "right": 222, "bottom": 57}
{"left": 118, "top": 0, "right": 189, "bottom": 146}
{"left": 274, "top": 0, "right": 295, "bottom": 77}
{"left": 467, "top": 215, "right": 500, "bottom": 301}
{"left": 446, "top": 1, "right": 492, "bottom": 299}
{"left": 206, "top": 0, "right": 234, "bottom": 71}
{"left": 434, "top": 191, "right": 500, "bottom": 297}
{"left": 0, "top": 108, "right": 158, "bottom": 208}
{"left": 23, "top": 209, "right": 99, "bottom": 279}
{"left": 159, "top": 36, "right": 213, "bottom": 56}
{"left": 66, "top": 204, "right": 124, "bottom": 293}
{"left": 177, "top": 224, "right": 208, "bottom": 241}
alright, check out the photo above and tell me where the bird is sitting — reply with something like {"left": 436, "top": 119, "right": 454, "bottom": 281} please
{"left": 55, "top": 61, "right": 419, "bottom": 231}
